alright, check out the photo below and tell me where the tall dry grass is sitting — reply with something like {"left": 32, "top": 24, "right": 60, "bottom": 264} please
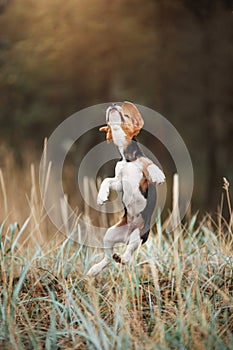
{"left": 0, "top": 143, "right": 232, "bottom": 349}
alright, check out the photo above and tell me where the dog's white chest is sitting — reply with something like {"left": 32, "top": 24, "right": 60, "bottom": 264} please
{"left": 116, "top": 161, "right": 147, "bottom": 216}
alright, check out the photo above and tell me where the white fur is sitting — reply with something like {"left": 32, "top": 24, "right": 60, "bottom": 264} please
{"left": 86, "top": 222, "right": 141, "bottom": 276}
{"left": 97, "top": 159, "right": 147, "bottom": 216}
{"left": 97, "top": 160, "right": 125, "bottom": 205}
{"left": 147, "top": 164, "right": 165, "bottom": 184}
{"left": 88, "top": 159, "right": 149, "bottom": 277}
{"left": 87, "top": 223, "right": 129, "bottom": 276}
{"left": 108, "top": 110, "right": 127, "bottom": 156}
{"left": 121, "top": 162, "right": 147, "bottom": 217}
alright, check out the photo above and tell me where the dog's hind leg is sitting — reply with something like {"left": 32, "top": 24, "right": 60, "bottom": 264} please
{"left": 86, "top": 223, "right": 128, "bottom": 276}
{"left": 120, "top": 228, "right": 141, "bottom": 265}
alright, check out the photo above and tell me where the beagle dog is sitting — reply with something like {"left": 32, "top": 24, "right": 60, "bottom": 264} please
{"left": 87, "top": 102, "right": 165, "bottom": 276}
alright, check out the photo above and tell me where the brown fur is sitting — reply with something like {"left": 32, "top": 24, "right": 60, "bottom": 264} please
{"left": 139, "top": 177, "right": 148, "bottom": 195}
{"left": 116, "top": 214, "right": 127, "bottom": 227}
{"left": 122, "top": 101, "right": 144, "bottom": 132}
{"left": 99, "top": 125, "right": 113, "bottom": 142}
{"left": 121, "top": 123, "right": 138, "bottom": 140}
{"left": 138, "top": 157, "right": 154, "bottom": 183}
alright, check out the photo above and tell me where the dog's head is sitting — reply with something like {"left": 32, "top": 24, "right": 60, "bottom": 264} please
{"left": 100, "top": 101, "right": 144, "bottom": 143}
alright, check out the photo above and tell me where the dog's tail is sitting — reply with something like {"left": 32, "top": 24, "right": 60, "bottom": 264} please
{"left": 140, "top": 184, "right": 156, "bottom": 244}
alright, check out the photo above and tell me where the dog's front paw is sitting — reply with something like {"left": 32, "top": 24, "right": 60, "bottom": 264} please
{"left": 97, "top": 191, "right": 109, "bottom": 205}
{"left": 97, "top": 195, "right": 106, "bottom": 205}
{"left": 97, "top": 179, "right": 110, "bottom": 205}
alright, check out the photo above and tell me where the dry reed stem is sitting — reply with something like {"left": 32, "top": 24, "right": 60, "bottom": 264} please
{"left": 0, "top": 168, "right": 8, "bottom": 215}
{"left": 222, "top": 177, "right": 232, "bottom": 231}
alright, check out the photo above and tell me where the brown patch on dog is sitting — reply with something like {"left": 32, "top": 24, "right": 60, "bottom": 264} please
{"left": 122, "top": 101, "right": 144, "bottom": 137}
{"left": 116, "top": 213, "right": 128, "bottom": 227}
{"left": 112, "top": 253, "right": 122, "bottom": 263}
{"left": 139, "top": 220, "right": 145, "bottom": 232}
{"left": 99, "top": 125, "right": 112, "bottom": 142}
{"left": 121, "top": 123, "right": 136, "bottom": 140}
{"left": 139, "top": 177, "right": 148, "bottom": 195}
{"left": 138, "top": 157, "right": 153, "bottom": 183}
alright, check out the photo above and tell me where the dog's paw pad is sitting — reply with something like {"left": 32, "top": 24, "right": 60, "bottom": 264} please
{"left": 112, "top": 253, "right": 122, "bottom": 263}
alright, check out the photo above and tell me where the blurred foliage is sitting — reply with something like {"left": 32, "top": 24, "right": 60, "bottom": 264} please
{"left": 0, "top": 0, "right": 232, "bottom": 211}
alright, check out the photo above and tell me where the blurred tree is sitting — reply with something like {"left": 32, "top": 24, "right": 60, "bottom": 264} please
{"left": 184, "top": 0, "right": 233, "bottom": 207}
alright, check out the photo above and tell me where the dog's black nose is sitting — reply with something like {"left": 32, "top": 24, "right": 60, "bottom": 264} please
{"left": 112, "top": 103, "right": 117, "bottom": 107}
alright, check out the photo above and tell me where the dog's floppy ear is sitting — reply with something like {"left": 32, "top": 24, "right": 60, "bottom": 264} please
{"left": 99, "top": 125, "right": 112, "bottom": 143}
{"left": 122, "top": 101, "right": 144, "bottom": 136}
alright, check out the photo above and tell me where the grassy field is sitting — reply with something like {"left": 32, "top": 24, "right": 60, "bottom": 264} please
{"left": 0, "top": 155, "right": 232, "bottom": 349}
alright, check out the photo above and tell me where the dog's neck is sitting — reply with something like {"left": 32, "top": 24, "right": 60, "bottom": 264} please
{"left": 123, "top": 138, "right": 144, "bottom": 161}
{"left": 114, "top": 136, "right": 144, "bottom": 162}
{"left": 111, "top": 126, "right": 127, "bottom": 159}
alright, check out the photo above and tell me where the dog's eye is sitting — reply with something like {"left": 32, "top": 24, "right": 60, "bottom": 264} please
{"left": 124, "top": 114, "right": 131, "bottom": 122}
{"left": 123, "top": 114, "right": 132, "bottom": 125}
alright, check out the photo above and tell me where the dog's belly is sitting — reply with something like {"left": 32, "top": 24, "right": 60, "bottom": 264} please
{"left": 121, "top": 162, "right": 147, "bottom": 217}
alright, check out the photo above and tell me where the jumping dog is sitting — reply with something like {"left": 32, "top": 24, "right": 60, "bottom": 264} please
{"left": 87, "top": 102, "right": 165, "bottom": 276}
